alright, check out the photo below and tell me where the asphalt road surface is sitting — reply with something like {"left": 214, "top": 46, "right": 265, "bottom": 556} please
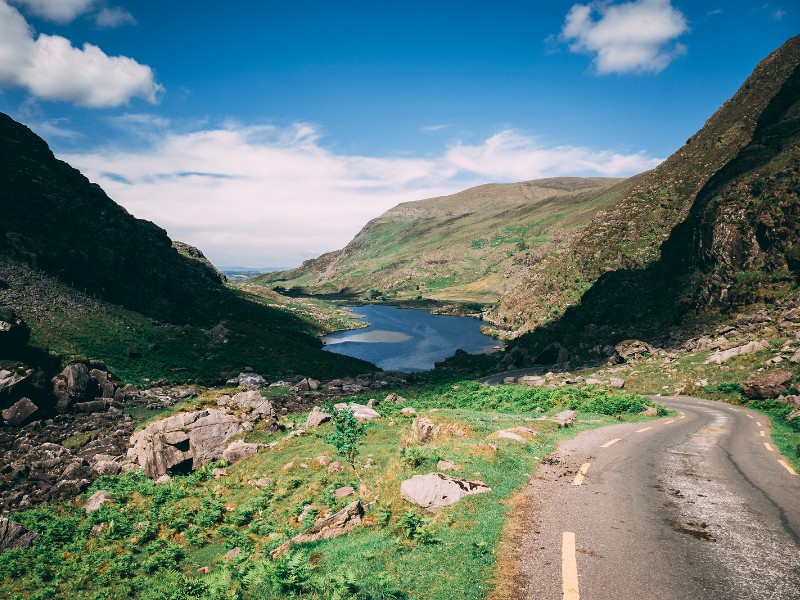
{"left": 517, "top": 396, "right": 800, "bottom": 599}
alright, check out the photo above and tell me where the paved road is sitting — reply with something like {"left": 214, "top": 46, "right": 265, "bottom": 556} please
{"left": 517, "top": 396, "right": 800, "bottom": 600}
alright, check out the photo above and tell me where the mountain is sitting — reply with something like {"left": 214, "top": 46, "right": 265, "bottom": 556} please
{"left": 260, "top": 36, "right": 800, "bottom": 340}
{"left": 0, "top": 113, "right": 374, "bottom": 384}
{"left": 255, "top": 177, "right": 623, "bottom": 307}
{"left": 502, "top": 35, "right": 800, "bottom": 366}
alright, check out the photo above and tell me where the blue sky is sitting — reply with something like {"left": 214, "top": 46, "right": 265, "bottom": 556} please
{"left": 0, "top": 1, "right": 796, "bottom": 267}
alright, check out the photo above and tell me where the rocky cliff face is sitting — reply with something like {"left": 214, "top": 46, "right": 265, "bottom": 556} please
{"left": 0, "top": 114, "right": 227, "bottom": 325}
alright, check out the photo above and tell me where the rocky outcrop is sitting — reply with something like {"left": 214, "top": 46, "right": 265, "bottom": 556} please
{"left": 400, "top": 473, "right": 491, "bottom": 511}
{"left": 229, "top": 390, "right": 276, "bottom": 420}
{"left": 0, "top": 518, "right": 39, "bottom": 552}
{"left": 743, "top": 371, "right": 793, "bottom": 399}
{"left": 127, "top": 408, "right": 245, "bottom": 478}
{"left": 270, "top": 500, "right": 364, "bottom": 557}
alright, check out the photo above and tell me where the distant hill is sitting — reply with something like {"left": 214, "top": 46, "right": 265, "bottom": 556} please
{"left": 0, "top": 113, "right": 373, "bottom": 383}
{"left": 255, "top": 177, "right": 624, "bottom": 306}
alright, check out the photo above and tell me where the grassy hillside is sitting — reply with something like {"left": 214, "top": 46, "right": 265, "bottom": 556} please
{"left": 0, "top": 114, "right": 373, "bottom": 384}
{"left": 254, "top": 177, "right": 622, "bottom": 307}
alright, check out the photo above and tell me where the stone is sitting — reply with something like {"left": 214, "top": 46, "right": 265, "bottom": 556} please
{"left": 212, "top": 468, "right": 227, "bottom": 478}
{"left": 0, "top": 518, "right": 39, "bottom": 552}
{"left": 315, "top": 455, "right": 331, "bottom": 466}
{"left": 615, "top": 340, "right": 653, "bottom": 361}
{"left": 384, "top": 393, "right": 406, "bottom": 403}
{"left": 93, "top": 460, "right": 121, "bottom": 476}
{"left": 334, "top": 485, "right": 355, "bottom": 498}
{"left": 253, "top": 477, "right": 272, "bottom": 488}
{"left": 223, "top": 547, "right": 241, "bottom": 560}
{"left": 293, "top": 377, "right": 320, "bottom": 392}
{"left": 400, "top": 473, "right": 491, "bottom": 511}
{"left": 743, "top": 371, "right": 793, "bottom": 400}
{"left": 333, "top": 403, "right": 380, "bottom": 421}
{"left": 1, "top": 397, "right": 38, "bottom": 426}
{"left": 155, "top": 474, "right": 172, "bottom": 484}
{"left": 608, "top": 378, "right": 625, "bottom": 389}
{"left": 518, "top": 375, "right": 546, "bottom": 387}
{"left": 584, "top": 378, "right": 602, "bottom": 385}
{"left": 790, "top": 350, "right": 800, "bottom": 364}
{"left": 412, "top": 417, "right": 437, "bottom": 444}
{"left": 197, "top": 566, "right": 211, "bottom": 574}
{"left": 638, "top": 406, "right": 659, "bottom": 417}
{"left": 503, "top": 377, "right": 518, "bottom": 384}
{"left": 270, "top": 501, "right": 363, "bottom": 557}
{"left": 495, "top": 430, "right": 525, "bottom": 443}
{"left": 0, "top": 367, "right": 33, "bottom": 398}
{"left": 306, "top": 406, "right": 332, "bottom": 427}
{"left": 437, "top": 459, "right": 457, "bottom": 470}
{"left": 127, "top": 408, "right": 245, "bottom": 478}
{"left": 0, "top": 316, "right": 31, "bottom": 356}
{"left": 705, "top": 341, "right": 766, "bottom": 364}
{"left": 85, "top": 490, "right": 111, "bottom": 513}
{"left": 52, "top": 363, "right": 95, "bottom": 412}
{"left": 50, "top": 478, "right": 90, "bottom": 500}
{"left": 551, "top": 410, "right": 577, "bottom": 427}
{"left": 399, "top": 406, "right": 417, "bottom": 416}
{"left": 328, "top": 461, "right": 344, "bottom": 474}
{"left": 222, "top": 439, "right": 263, "bottom": 463}
{"left": 73, "top": 400, "right": 109, "bottom": 413}
{"left": 226, "top": 373, "right": 267, "bottom": 389}
{"left": 230, "top": 391, "right": 277, "bottom": 420}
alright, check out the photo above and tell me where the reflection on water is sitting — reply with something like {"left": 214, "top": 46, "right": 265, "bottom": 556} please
{"left": 322, "top": 304, "right": 499, "bottom": 372}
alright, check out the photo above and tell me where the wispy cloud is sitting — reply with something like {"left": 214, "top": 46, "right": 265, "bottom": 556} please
{"left": 0, "top": 1, "right": 161, "bottom": 107}
{"left": 95, "top": 6, "right": 136, "bottom": 28}
{"left": 60, "top": 121, "right": 661, "bottom": 267}
{"left": 421, "top": 124, "right": 451, "bottom": 133}
{"left": 9, "top": 0, "right": 94, "bottom": 23}
{"left": 559, "top": 0, "right": 689, "bottom": 75}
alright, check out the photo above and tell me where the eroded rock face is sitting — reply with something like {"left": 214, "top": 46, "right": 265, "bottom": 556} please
{"left": 743, "top": 371, "right": 793, "bottom": 399}
{"left": 127, "top": 408, "right": 245, "bottom": 478}
{"left": 0, "top": 518, "right": 39, "bottom": 552}
{"left": 400, "top": 473, "right": 491, "bottom": 511}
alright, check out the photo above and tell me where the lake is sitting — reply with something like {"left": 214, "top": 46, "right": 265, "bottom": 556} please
{"left": 321, "top": 304, "right": 500, "bottom": 372}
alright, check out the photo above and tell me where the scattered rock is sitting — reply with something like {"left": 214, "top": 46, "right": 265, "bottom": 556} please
{"left": 383, "top": 393, "right": 406, "bottom": 403}
{"left": 411, "top": 417, "right": 437, "bottom": 444}
{"left": 230, "top": 391, "right": 276, "bottom": 420}
{"left": 226, "top": 373, "right": 267, "bottom": 389}
{"left": 608, "top": 378, "right": 625, "bottom": 389}
{"left": 615, "top": 340, "right": 653, "bottom": 361}
{"left": 790, "top": 349, "right": 800, "bottom": 364}
{"left": 327, "top": 461, "right": 344, "bottom": 474}
{"left": 222, "top": 439, "right": 263, "bottom": 463}
{"left": 743, "top": 371, "right": 793, "bottom": 399}
{"left": 0, "top": 518, "right": 39, "bottom": 552}
{"left": 399, "top": 407, "right": 417, "bottom": 416}
{"left": 551, "top": 410, "right": 577, "bottom": 427}
{"left": 223, "top": 547, "right": 241, "bottom": 560}
{"left": 306, "top": 406, "right": 332, "bottom": 427}
{"left": 253, "top": 477, "right": 272, "bottom": 488}
{"left": 400, "top": 473, "right": 491, "bottom": 511}
{"left": 638, "top": 406, "right": 659, "bottom": 417}
{"left": 437, "top": 459, "right": 457, "bottom": 470}
{"left": 1, "top": 397, "right": 38, "bottom": 426}
{"left": 518, "top": 375, "right": 545, "bottom": 387}
{"left": 334, "top": 486, "right": 355, "bottom": 498}
{"left": 333, "top": 403, "right": 380, "bottom": 421}
{"left": 212, "top": 468, "right": 227, "bottom": 478}
{"left": 270, "top": 501, "right": 364, "bottom": 557}
{"left": 197, "top": 566, "right": 211, "bottom": 574}
{"left": 584, "top": 378, "right": 602, "bottom": 385}
{"left": 704, "top": 341, "right": 766, "bottom": 364}
{"left": 85, "top": 490, "right": 111, "bottom": 513}
{"left": 155, "top": 474, "right": 172, "bottom": 484}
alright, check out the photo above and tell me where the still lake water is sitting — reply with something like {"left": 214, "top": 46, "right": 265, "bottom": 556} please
{"left": 321, "top": 304, "right": 500, "bottom": 372}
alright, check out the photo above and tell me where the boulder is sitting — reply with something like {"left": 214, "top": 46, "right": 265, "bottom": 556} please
{"left": 518, "top": 375, "right": 546, "bottom": 387}
{"left": 615, "top": 340, "right": 653, "bottom": 361}
{"left": 705, "top": 341, "right": 766, "bottom": 364}
{"left": 400, "top": 473, "right": 491, "bottom": 511}
{"left": 293, "top": 377, "right": 320, "bottom": 392}
{"left": 503, "top": 377, "right": 518, "bottom": 384}
{"left": 328, "top": 461, "right": 344, "bottom": 474}
{"left": 584, "top": 378, "right": 602, "bottom": 385}
{"left": 638, "top": 406, "right": 659, "bottom": 417}
{"left": 270, "top": 500, "right": 363, "bottom": 557}
{"left": 127, "top": 408, "right": 245, "bottom": 478}
{"left": 399, "top": 406, "right": 417, "bottom": 416}
{"left": 411, "top": 417, "right": 437, "bottom": 444}
{"left": 0, "top": 518, "right": 39, "bottom": 552}
{"left": 743, "top": 371, "right": 793, "bottom": 400}
{"left": 334, "top": 485, "right": 355, "bottom": 498}
{"left": 230, "top": 391, "right": 277, "bottom": 421}
{"left": 493, "top": 427, "right": 538, "bottom": 443}
{"left": 52, "top": 363, "right": 95, "bottom": 412}
{"left": 791, "top": 349, "right": 800, "bottom": 364}
{"left": 551, "top": 410, "right": 577, "bottom": 427}
{"left": 333, "top": 403, "right": 380, "bottom": 421}
{"left": 306, "top": 406, "right": 332, "bottom": 427}
{"left": 608, "top": 378, "right": 625, "bottom": 389}
{"left": 222, "top": 439, "right": 263, "bottom": 463}
{"left": 85, "top": 490, "right": 111, "bottom": 513}
{"left": 226, "top": 373, "right": 267, "bottom": 389}
{"left": 1, "top": 397, "right": 38, "bottom": 426}
{"left": 383, "top": 393, "right": 406, "bottom": 403}
{"left": 436, "top": 459, "right": 457, "bottom": 470}
{"left": 223, "top": 547, "right": 241, "bottom": 560}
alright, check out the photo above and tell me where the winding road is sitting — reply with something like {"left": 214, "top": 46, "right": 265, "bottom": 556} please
{"left": 515, "top": 396, "right": 800, "bottom": 599}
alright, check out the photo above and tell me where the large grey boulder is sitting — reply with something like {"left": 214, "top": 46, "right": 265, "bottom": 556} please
{"left": 704, "top": 341, "right": 766, "bottom": 364}
{"left": 333, "top": 402, "right": 380, "bottom": 421}
{"left": 0, "top": 518, "right": 39, "bottom": 552}
{"left": 226, "top": 373, "right": 267, "bottom": 389}
{"left": 222, "top": 439, "right": 264, "bottom": 463}
{"left": 306, "top": 406, "right": 332, "bottom": 427}
{"left": 1, "top": 397, "right": 38, "bottom": 426}
{"left": 52, "top": 364, "right": 95, "bottom": 412}
{"left": 400, "top": 472, "right": 491, "bottom": 511}
{"left": 230, "top": 390, "right": 276, "bottom": 419}
{"left": 127, "top": 408, "right": 245, "bottom": 478}
{"left": 743, "top": 371, "right": 793, "bottom": 399}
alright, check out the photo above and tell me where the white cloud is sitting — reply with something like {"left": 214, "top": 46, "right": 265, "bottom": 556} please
{"left": 96, "top": 6, "right": 136, "bottom": 28}
{"left": 60, "top": 120, "right": 662, "bottom": 267}
{"left": 0, "top": 1, "right": 162, "bottom": 107}
{"left": 9, "top": 0, "right": 94, "bottom": 23}
{"left": 560, "top": 0, "right": 689, "bottom": 74}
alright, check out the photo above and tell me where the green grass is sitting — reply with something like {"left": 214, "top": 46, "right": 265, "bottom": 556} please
{"left": 0, "top": 381, "right": 662, "bottom": 600}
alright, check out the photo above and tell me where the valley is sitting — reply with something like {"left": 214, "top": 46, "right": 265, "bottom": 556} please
{"left": 0, "top": 30, "right": 799, "bottom": 600}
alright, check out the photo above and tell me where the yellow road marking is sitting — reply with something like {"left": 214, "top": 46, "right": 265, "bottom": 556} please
{"left": 778, "top": 460, "right": 798, "bottom": 476}
{"left": 636, "top": 427, "right": 653, "bottom": 433}
{"left": 562, "top": 532, "right": 580, "bottom": 600}
{"left": 760, "top": 431, "right": 766, "bottom": 438}
{"left": 764, "top": 442, "right": 774, "bottom": 452}
{"left": 572, "top": 463, "right": 591, "bottom": 486}
{"left": 756, "top": 421, "right": 762, "bottom": 427}
{"left": 746, "top": 414, "right": 754, "bottom": 419}
{"left": 679, "top": 413, "right": 686, "bottom": 419}
{"left": 601, "top": 438, "right": 621, "bottom": 448}
{"left": 663, "top": 420, "right": 675, "bottom": 425}
{"left": 729, "top": 407, "right": 740, "bottom": 412}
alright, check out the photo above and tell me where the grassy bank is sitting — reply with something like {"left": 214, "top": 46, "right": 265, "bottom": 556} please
{"left": 0, "top": 383, "right": 662, "bottom": 600}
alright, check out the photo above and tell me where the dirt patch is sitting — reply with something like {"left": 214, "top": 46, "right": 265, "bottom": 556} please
{"left": 488, "top": 489, "right": 540, "bottom": 600}
{"left": 668, "top": 518, "right": 716, "bottom": 542}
